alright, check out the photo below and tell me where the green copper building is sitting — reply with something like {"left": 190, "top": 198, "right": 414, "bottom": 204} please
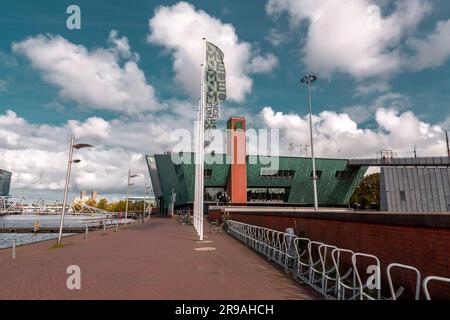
{"left": 146, "top": 117, "right": 367, "bottom": 213}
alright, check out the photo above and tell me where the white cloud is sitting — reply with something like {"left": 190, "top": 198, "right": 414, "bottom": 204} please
{"left": 246, "top": 53, "right": 279, "bottom": 73}
{"left": 147, "top": 1, "right": 278, "bottom": 102}
{"left": 0, "top": 104, "right": 197, "bottom": 196}
{"left": 354, "top": 81, "right": 391, "bottom": 97}
{"left": 0, "top": 79, "right": 7, "bottom": 92}
{"left": 266, "top": 28, "right": 288, "bottom": 47}
{"left": 261, "top": 105, "right": 446, "bottom": 159}
{"left": 343, "top": 92, "right": 411, "bottom": 124}
{"left": 407, "top": 19, "right": 450, "bottom": 70}
{"left": 266, "top": 0, "right": 450, "bottom": 79}
{"left": 68, "top": 117, "right": 111, "bottom": 140}
{"left": 12, "top": 31, "right": 158, "bottom": 115}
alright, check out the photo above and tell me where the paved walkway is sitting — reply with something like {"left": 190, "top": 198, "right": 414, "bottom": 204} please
{"left": 0, "top": 217, "right": 318, "bottom": 300}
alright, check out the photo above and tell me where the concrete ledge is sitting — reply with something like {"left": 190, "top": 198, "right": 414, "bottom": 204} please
{"left": 215, "top": 206, "right": 450, "bottom": 229}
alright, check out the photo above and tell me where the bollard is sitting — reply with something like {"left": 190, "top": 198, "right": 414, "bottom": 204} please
{"left": 103, "top": 222, "right": 107, "bottom": 234}
{"left": 12, "top": 240, "right": 16, "bottom": 259}
{"left": 85, "top": 226, "right": 88, "bottom": 240}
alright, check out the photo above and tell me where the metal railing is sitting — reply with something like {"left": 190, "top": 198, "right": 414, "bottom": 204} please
{"left": 226, "top": 220, "right": 450, "bottom": 300}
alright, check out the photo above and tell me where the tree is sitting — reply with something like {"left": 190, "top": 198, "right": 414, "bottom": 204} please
{"left": 97, "top": 198, "right": 108, "bottom": 210}
{"left": 85, "top": 198, "right": 97, "bottom": 208}
{"left": 350, "top": 173, "right": 380, "bottom": 210}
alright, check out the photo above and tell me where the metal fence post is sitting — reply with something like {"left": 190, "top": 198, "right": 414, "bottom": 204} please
{"left": 85, "top": 226, "right": 88, "bottom": 240}
{"left": 285, "top": 228, "right": 296, "bottom": 273}
{"left": 12, "top": 240, "right": 16, "bottom": 259}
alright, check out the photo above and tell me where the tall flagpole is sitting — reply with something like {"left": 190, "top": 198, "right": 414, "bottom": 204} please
{"left": 193, "top": 102, "right": 199, "bottom": 234}
{"left": 198, "top": 38, "right": 207, "bottom": 241}
{"left": 196, "top": 99, "right": 201, "bottom": 234}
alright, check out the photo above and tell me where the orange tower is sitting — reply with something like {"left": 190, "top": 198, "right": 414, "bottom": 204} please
{"left": 227, "top": 117, "right": 247, "bottom": 205}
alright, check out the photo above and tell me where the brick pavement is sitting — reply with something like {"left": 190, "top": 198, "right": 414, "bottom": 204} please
{"left": 0, "top": 217, "right": 319, "bottom": 300}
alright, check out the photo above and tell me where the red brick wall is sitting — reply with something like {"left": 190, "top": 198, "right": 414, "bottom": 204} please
{"left": 227, "top": 117, "right": 247, "bottom": 205}
{"left": 229, "top": 213, "right": 450, "bottom": 300}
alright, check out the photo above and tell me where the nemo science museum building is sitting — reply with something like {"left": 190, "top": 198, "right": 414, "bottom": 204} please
{"left": 145, "top": 116, "right": 368, "bottom": 214}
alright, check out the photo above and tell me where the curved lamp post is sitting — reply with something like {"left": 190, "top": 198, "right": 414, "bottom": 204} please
{"left": 57, "top": 133, "right": 93, "bottom": 246}
{"left": 300, "top": 74, "right": 319, "bottom": 211}
{"left": 125, "top": 170, "right": 140, "bottom": 226}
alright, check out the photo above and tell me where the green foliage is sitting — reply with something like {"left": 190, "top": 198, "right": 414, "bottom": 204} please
{"left": 85, "top": 199, "right": 97, "bottom": 208}
{"left": 84, "top": 198, "right": 156, "bottom": 213}
{"left": 350, "top": 173, "right": 380, "bottom": 210}
{"left": 97, "top": 198, "right": 108, "bottom": 210}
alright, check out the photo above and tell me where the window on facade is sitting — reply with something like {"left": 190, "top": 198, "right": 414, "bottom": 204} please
{"left": 400, "top": 190, "right": 406, "bottom": 202}
{"left": 204, "top": 187, "right": 225, "bottom": 202}
{"left": 335, "top": 171, "right": 353, "bottom": 180}
{"left": 204, "top": 169, "right": 213, "bottom": 178}
{"left": 310, "top": 170, "right": 322, "bottom": 179}
{"left": 247, "top": 187, "right": 290, "bottom": 203}
{"left": 260, "top": 169, "right": 295, "bottom": 179}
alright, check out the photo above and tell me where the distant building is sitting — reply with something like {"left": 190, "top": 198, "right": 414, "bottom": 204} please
{"left": 0, "top": 169, "right": 12, "bottom": 197}
{"left": 381, "top": 167, "right": 450, "bottom": 212}
{"left": 349, "top": 157, "right": 450, "bottom": 213}
{"left": 78, "top": 190, "right": 98, "bottom": 202}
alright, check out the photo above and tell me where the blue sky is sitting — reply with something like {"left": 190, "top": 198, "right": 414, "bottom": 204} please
{"left": 0, "top": 0, "right": 450, "bottom": 199}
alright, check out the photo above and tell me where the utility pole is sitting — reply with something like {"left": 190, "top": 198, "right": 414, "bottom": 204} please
{"left": 125, "top": 170, "right": 139, "bottom": 226}
{"left": 57, "top": 134, "right": 93, "bottom": 246}
{"left": 300, "top": 74, "right": 319, "bottom": 211}
{"left": 446, "top": 130, "right": 450, "bottom": 158}
{"left": 125, "top": 170, "right": 131, "bottom": 226}
{"left": 57, "top": 134, "right": 75, "bottom": 246}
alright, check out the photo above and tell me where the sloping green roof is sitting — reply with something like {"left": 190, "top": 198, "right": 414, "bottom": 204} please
{"left": 152, "top": 153, "right": 367, "bottom": 208}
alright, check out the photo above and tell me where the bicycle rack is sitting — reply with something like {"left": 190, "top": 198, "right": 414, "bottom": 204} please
{"left": 387, "top": 263, "right": 421, "bottom": 300}
{"left": 331, "top": 248, "right": 359, "bottom": 300}
{"left": 225, "top": 220, "right": 450, "bottom": 301}
{"left": 308, "top": 241, "right": 326, "bottom": 292}
{"left": 318, "top": 244, "right": 339, "bottom": 299}
{"left": 423, "top": 276, "right": 450, "bottom": 300}
{"left": 293, "top": 237, "right": 312, "bottom": 284}
{"left": 352, "top": 253, "right": 381, "bottom": 300}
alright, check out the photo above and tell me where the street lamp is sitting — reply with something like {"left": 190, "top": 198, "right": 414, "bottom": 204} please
{"left": 57, "top": 133, "right": 93, "bottom": 246}
{"left": 300, "top": 74, "right": 319, "bottom": 211}
{"left": 143, "top": 181, "right": 152, "bottom": 220}
{"left": 125, "top": 170, "right": 140, "bottom": 226}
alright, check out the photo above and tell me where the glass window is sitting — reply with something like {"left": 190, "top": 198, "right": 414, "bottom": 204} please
{"left": 400, "top": 190, "right": 406, "bottom": 202}
{"left": 247, "top": 187, "right": 290, "bottom": 203}
{"left": 311, "top": 170, "right": 322, "bottom": 179}
{"left": 204, "top": 187, "right": 225, "bottom": 202}
{"left": 204, "top": 169, "right": 213, "bottom": 178}
{"left": 335, "top": 171, "right": 352, "bottom": 179}
{"left": 260, "top": 169, "right": 295, "bottom": 179}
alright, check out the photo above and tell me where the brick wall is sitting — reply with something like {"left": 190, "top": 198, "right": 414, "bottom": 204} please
{"left": 228, "top": 212, "right": 450, "bottom": 300}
